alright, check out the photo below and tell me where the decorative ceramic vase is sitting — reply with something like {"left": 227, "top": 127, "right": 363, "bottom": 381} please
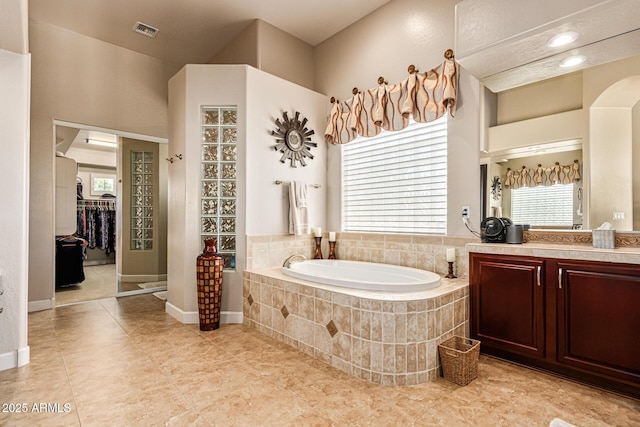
{"left": 196, "top": 238, "right": 224, "bottom": 331}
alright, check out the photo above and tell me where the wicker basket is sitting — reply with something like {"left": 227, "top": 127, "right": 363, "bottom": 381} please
{"left": 438, "top": 336, "right": 480, "bottom": 386}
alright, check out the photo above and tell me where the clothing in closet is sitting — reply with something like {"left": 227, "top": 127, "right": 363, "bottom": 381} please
{"left": 55, "top": 236, "right": 86, "bottom": 288}
{"left": 77, "top": 199, "right": 116, "bottom": 255}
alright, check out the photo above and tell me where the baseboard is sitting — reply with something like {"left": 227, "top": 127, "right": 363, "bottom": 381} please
{"left": 118, "top": 273, "right": 168, "bottom": 283}
{"left": 165, "top": 302, "right": 198, "bottom": 324}
{"left": 83, "top": 260, "right": 115, "bottom": 266}
{"left": 0, "top": 346, "right": 30, "bottom": 371}
{"left": 28, "top": 299, "right": 54, "bottom": 312}
{"left": 165, "top": 303, "right": 242, "bottom": 325}
{"left": 221, "top": 311, "right": 243, "bottom": 324}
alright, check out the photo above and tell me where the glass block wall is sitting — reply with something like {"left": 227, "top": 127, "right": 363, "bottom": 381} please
{"left": 131, "top": 151, "right": 154, "bottom": 250}
{"left": 201, "top": 106, "right": 237, "bottom": 269}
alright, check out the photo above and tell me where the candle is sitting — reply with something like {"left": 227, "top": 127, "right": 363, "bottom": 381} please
{"left": 314, "top": 227, "right": 322, "bottom": 237}
{"left": 446, "top": 248, "right": 456, "bottom": 262}
{"left": 329, "top": 232, "right": 336, "bottom": 242}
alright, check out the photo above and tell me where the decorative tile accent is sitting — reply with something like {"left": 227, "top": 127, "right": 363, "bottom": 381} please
{"left": 202, "top": 145, "right": 218, "bottom": 161}
{"left": 222, "top": 109, "right": 237, "bottom": 125}
{"left": 202, "top": 109, "right": 219, "bottom": 125}
{"left": 221, "top": 181, "right": 236, "bottom": 197}
{"left": 202, "top": 164, "right": 218, "bottom": 179}
{"left": 524, "top": 230, "right": 591, "bottom": 245}
{"left": 131, "top": 150, "right": 153, "bottom": 251}
{"left": 201, "top": 199, "right": 217, "bottom": 215}
{"left": 201, "top": 218, "right": 217, "bottom": 233}
{"left": 220, "top": 218, "right": 235, "bottom": 233}
{"left": 326, "top": 320, "right": 339, "bottom": 337}
{"left": 222, "top": 146, "right": 237, "bottom": 161}
{"left": 220, "top": 200, "right": 236, "bottom": 215}
{"left": 243, "top": 268, "right": 469, "bottom": 386}
{"left": 201, "top": 106, "right": 237, "bottom": 268}
{"left": 524, "top": 230, "right": 640, "bottom": 248}
{"left": 203, "top": 128, "right": 219, "bottom": 143}
{"left": 222, "top": 128, "right": 237, "bottom": 143}
{"left": 201, "top": 182, "right": 218, "bottom": 198}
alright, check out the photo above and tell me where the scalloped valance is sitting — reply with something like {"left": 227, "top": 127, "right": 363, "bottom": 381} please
{"left": 504, "top": 160, "right": 581, "bottom": 189}
{"left": 324, "top": 50, "right": 459, "bottom": 145}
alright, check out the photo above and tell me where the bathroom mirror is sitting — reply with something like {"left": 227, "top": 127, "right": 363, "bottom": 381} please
{"left": 483, "top": 144, "right": 583, "bottom": 229}
{"left": 481, "top": 55, "right": 640, "bottom": 232}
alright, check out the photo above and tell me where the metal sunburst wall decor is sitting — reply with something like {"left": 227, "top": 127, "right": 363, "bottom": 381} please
{"left": 271, "top": 111, "right": 317, "bottom": 167}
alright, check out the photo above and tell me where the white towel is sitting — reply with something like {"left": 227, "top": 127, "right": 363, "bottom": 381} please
{"left": 289, "top": 181, "right": 310, "bottom": 235}
{"left": 295, "top": 180, "right": 308, "bottom": 208}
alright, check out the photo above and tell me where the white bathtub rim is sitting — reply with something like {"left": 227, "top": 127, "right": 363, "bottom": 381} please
{"left": 281, "top": 259, "right": 441, "bottom": 292}
{"left": 252, "top": 267, "right": 466, "bottom": 302}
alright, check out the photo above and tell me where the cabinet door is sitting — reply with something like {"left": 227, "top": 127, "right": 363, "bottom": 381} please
{"left": 470, "top": 254, "right": 545, "bottom": 359}
{"left": 557, "top": 261, "right": 640, "bottom": 385}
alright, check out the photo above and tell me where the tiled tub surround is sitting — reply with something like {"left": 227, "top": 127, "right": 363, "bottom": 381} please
{"left": 246, "top": 233, "right": 478, "bottom": 278}
{"left": 243, "top": 268, "right": 468, "bottom": 386}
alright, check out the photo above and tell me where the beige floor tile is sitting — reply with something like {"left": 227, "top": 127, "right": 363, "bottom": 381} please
{"left": 1, "top": 294, "right": 637, "bottom": 427}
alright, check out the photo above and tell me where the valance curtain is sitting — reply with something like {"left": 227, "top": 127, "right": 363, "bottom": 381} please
{"left": 503, "top": 160, "right": 581, "bottom": 189}
{"left": 324, "top": 55, "right": 459, "bottom": 145}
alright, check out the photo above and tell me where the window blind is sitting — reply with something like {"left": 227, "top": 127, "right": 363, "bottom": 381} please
{"left": 511, "top": 183, "right": 574, "bottom": 226}
{"left": 342, "top": 118, "right": 447, "bottom": 234}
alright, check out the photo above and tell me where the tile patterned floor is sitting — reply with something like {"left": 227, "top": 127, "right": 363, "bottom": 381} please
{"left": 1, "top": 295, "right": 638, "bottom": 426}
{"left": 55, "top": 264, "right": 118, "bottom": 305}
{"left": 55, "top": 265, "right": 160, "bottom": 305}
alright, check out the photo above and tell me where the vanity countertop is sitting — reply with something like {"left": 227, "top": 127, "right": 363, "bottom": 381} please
{"left": 467, "top": 242, "right": 640, "bottom": 265}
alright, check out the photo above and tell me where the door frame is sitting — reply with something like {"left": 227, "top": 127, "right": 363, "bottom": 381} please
{"left": 53, "top": 119, "right": 168, "bottom": 300}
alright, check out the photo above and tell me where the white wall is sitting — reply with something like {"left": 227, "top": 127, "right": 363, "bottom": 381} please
{"left": 590, "top": 107, "right": 634, "bottom": 230}
{"left": 167, "top": 65, "right": 248, "bottom": 322}
{"left": 167, "top": 64, "right": 328, "bottom": 323}
{"left": 210, "top": 19, "right": 316, "bottom": 91}
{"left": 583, "top": 56, "right": 640, "bottom": 231}
{"left": 0, "top": 48, "right": 31, "bottom": 370}
{"left": 316, "top": 0, "right": 481, "bottom": 236}
{"left": 28, "top": 20, "right": 179, "bottom": 308}
{"left": 245, "top": 67, "right": 328, "bottom": 235}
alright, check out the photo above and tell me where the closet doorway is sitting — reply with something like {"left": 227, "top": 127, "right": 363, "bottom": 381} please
{"left": 54, "top": 121, "right": 168, "bottom": 305}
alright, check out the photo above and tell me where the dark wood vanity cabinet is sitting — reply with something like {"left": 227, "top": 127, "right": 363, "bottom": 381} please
{"left": 470, "top": 253, "right": 640, "bottom": 398}
{"left": 470, "top": 255, "right": 545, "bottom": 359}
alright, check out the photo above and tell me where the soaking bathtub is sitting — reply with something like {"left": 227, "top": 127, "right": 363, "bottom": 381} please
{"left": 281, "top": 259, "right": 441, "bottom": 292}
{"left": 244, "top": 260, "right": 469, "bottom": 386}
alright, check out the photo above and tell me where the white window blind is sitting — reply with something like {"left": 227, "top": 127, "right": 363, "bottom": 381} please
{"left": 342, "top": 118, "right": 447, "bottom": 234}
{"left": 511, "top": 183, "right": 574, "bottom": 226}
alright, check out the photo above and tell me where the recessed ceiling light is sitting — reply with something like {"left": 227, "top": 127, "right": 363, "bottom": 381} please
{"left": 559, "top": 55, "right": 587, "bottom": 68}
{"left": 548, "top": 31, "right": 578, "bottom": 48}
{"left": 86, "top": 138, "right": 117, "bottom": 148}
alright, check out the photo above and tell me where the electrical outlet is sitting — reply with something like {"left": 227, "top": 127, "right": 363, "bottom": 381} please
{"left": 462, "top": 206, "right": 470, "bottom": 219}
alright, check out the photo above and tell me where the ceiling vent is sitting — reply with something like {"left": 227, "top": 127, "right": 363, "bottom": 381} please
{"left": 133, "top": 21, "right": 159, "bottom": 38}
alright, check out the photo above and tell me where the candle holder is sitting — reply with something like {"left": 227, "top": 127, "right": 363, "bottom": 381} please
{"left": 328, "top": 241, "right": 336, "bottom": 259}
{"left": 446, "top": 261, "right": 457, "bottom": 279}
{"left": 314, "top": 236, "right": 323, "bottom": 259}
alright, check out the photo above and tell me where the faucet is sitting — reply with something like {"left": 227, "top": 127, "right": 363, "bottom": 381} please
{"left": 283, "top": 254, "right": 306, "bottom": 268}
